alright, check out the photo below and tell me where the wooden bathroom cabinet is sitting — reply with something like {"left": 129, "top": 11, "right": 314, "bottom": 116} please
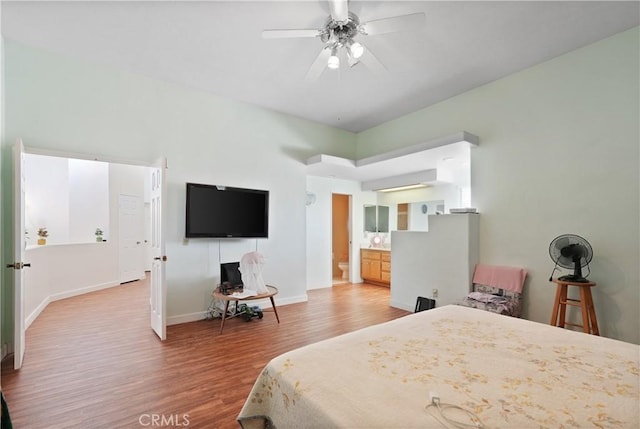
{"left": 361, "top": 249, "right": 390, "bottom": 286}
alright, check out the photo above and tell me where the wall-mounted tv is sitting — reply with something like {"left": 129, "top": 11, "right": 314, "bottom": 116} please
{"left": 185, "top": 183, "right": 269, "bottom": 238}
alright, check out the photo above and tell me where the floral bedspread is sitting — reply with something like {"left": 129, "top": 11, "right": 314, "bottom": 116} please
{"left": 238, "top": 305, "right": 639, "bottom": 429}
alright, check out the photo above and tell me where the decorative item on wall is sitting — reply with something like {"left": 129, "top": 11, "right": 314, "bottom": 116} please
{"left": 37, "top": 227, "right": 48, "bottom": 245}
{"left": 95, "top": 228, "right": 104, "bottom": 242}
{"left": 305, "top": 192, "right": 317, "bottom": 206}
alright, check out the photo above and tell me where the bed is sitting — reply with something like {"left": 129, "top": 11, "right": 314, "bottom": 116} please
{"left": 238, "top": 305, "right": 639, "bottom": 428}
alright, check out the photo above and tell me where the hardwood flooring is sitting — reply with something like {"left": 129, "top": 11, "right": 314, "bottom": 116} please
{"left": 1, "top": 280, "right": 409, "bottom": 428}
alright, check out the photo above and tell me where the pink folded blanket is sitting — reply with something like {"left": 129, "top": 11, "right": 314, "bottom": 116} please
{"left": 472, "top": 264, "right": 527, "bottom": 293}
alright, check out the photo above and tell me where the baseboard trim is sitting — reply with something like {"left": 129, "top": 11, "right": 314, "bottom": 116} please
{"left": 50, "top": 281, "right": 120, "bottom": 302}
{"left": 24, "top": 282, "right": 121, "bottom": 331}
{"left": 26, "top": 296, "right": 52, "bottom": 330}
{"left": 167, "top": 312, "right": 207, "bottom": 326}
{"left": 24, "top": 284, "right": 310, "bottom": 329}
{"left": 389, "top": 300, "right": 414, "bottom": 313}
{"left": 166, "top": 293, "right": 309, "bottom": 326}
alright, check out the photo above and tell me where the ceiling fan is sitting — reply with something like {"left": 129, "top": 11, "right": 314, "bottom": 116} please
{"left": 261, "top": 0, "right": 426, "bottom": 81}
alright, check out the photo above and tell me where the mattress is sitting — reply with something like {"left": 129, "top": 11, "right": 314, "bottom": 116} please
{"left": 238, "top": 305, "right": 639, "bottom": 428}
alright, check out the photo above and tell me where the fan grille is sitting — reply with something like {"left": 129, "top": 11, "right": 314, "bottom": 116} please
{"left": 549, "top": 234, "right": 593, "bottom": 269}
{"left": 549, "top": 234, "right": 593, "bottom": 282}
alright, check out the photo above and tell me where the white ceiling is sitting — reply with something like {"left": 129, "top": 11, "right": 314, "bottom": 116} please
{"left": 2, "top": 1, "right": 638, "bottom": 133}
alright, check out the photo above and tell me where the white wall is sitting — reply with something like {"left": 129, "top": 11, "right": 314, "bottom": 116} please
{"left": 24, "top": 154, "right": 109, "bottom": 244}
{"left": 68, "top": 158, "right": 109, "bottom": 243}
{"left": 306, "top": 176, "right": 371, "bottom": 289}
{"left": 357, "top": 27, "right": 640, "bottom": 344}
{"left": 391, "top": 214, "right": 479, "bottom": 311}
{"left": 25, "top": 154, "right": 69, "bottom": 243}
{"left": 2, "top": 40, "right": 357, "bottom": 335}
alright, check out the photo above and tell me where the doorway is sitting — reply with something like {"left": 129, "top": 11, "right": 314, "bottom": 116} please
{"left": 332, "top": 194, "right": 351, "bottom": 285}
{"left": 7, "top": 144, "right": 166, "bottom": 371}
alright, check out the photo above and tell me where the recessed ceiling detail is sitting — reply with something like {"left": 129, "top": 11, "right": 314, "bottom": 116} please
{"left": 306, "top": 131, "right": 478, "bottom": 188}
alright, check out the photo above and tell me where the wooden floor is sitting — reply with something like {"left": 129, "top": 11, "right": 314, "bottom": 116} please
{"left": 1, "top": 280, "right": 408, "bottom": 428}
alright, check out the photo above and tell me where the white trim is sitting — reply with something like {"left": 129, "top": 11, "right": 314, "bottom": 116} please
{"left": 25, "top": 296, "right": 51, "bottom": 330}
{"left": 50, "top": 281, "right": 120, "bottom": 302}
{"left": 167, "top": 294, "right": 309, "bottom": 326}
{"left": 167, "top": 312, "right": 208, "bottom": 326}
{"left": 24, "top": 145, "right": 153, "bottom": 167}
{"left": 390, "top": 300, "right": 415, "bottom": 313}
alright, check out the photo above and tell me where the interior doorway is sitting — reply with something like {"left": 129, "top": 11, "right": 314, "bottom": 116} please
{"left": 332, "top": 193, "right": 351, "bottom": 285}
{"left": 6, "top": 144, "right": 165, "bottom": 373}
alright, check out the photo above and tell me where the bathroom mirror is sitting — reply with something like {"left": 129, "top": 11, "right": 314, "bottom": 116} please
{"left": 395, "top": 200, "right": 444, "bottom": 231}
{"left": 363, "top": 205, "right": 389, "bottom": 233}
{"left": 375, "top": 184, "right": 453, "bottom": 232}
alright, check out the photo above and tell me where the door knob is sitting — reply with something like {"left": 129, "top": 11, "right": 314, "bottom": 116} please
{"left": 6, "top": 262, "right": 31, "bottom": 269}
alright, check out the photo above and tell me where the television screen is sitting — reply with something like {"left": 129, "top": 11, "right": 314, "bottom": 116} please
{"left": 185, "top": 183, "right": 269, "bottom": 238}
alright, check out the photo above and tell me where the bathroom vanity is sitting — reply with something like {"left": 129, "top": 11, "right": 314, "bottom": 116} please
{"left": 361, "top": 249, "right": 390, "bottom": 286}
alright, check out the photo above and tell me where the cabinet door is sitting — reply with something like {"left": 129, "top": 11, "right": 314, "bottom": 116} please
{"left": 369, "top": 259, "right": 381, "bottom": 280}
{"left": 361, "top": 259, "right": 371, "bottom": 279}
{"left": 361, "top": 254, "right": 381, "bottom": 281}
{"left": 361, "top": 259, "right": 374, "bottom": 280}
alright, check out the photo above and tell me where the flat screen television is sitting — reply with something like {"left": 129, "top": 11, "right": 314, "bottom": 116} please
{"left": 185, "top": 183, "right": 269, "bottom": 238}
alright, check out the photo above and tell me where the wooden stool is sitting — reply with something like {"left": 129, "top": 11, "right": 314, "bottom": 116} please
{"left": 550, "top": 279, "right": 599, "bottom": 335}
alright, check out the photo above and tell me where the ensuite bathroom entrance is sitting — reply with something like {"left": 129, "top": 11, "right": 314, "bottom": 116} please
{"left": 332, "top": 193, "right": 351, "bottom": 285}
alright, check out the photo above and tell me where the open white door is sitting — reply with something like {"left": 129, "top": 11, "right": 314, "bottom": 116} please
{"left": 149, "top": 158, "right": 167, "bottom": 340}
{"left": 10, "top": 139, "right": 29, "bottom": 369}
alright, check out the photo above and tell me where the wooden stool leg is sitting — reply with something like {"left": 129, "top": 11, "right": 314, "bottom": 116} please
{"left": 585, "top": 289, "right": 600, "bottom": 336}
{"left": 557, "top": 285, "right": 568, "bottom": 328}
{"left": 578, "top": 287, "right": 591, "bottom": 334}
{"left": 550, "top": 284, "right": 563, "bottom": 326}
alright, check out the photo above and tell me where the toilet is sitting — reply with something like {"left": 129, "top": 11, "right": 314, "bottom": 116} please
{"left": 338, "top": 262, "right": 349, "bottom": 280}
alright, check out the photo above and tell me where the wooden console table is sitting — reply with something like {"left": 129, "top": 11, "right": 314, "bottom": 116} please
{"left": 212, "top": 285, "right": 280, "bottom": 334}
{"left": 550, "top": 279, "right": 599, "bottom": 335}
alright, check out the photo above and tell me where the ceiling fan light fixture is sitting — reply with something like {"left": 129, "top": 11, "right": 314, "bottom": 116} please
{"left": 328, "top": 47, "right": 340, "bottom": 69}
{"left": 348, "top": 40, "right": 364, "bottom": 59}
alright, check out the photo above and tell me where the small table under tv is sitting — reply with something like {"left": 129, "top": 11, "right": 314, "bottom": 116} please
{"left": 212, "top": 285, "right": 280, "bottom": 334}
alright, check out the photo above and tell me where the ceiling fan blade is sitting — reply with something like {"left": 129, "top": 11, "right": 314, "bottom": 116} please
{"left": 359, "top": 12, "right": 426, "bottom": 36}
{"left": 328, "top": 0, "right": 349, "bottom": 22}
{"left": 262, "top": 29, "right": 321, "bottom": 39}
{"left": 359, "top": 45, "right": 386, "bottom": 74}
{"left": 305, "top": 47, "right": 332, "bottom": 82}
{"left": 347, "top": 52, "right": 360, "bottom": 68}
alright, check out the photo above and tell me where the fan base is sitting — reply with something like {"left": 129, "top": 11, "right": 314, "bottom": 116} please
{"left": 558, "top": 274, "right": 590, "bottom": 283}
